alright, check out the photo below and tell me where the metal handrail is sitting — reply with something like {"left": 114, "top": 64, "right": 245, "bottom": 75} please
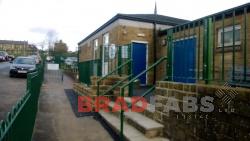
{"left": 121, "top": 56, "right": 167, "bottom": 89}
{"left": 127, "top": 86, "right": 155, "bottom": 108}
{"left": 119, "top": 56, "right": 167, "bottom": 141}
{"left": 97, "top": 59, "right": 132, "bottom": 97}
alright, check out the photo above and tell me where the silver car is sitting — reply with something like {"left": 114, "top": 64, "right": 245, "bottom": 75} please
{"left": 9, "top": 57, "right": 36, "bottom": 77}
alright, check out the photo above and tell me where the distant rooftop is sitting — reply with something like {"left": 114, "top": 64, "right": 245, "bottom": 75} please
{"left": 78, "top": 14, "right": 189, "bottom": 45}
{"left": 0, "top": 40, "right": 28, "bottom": 45}
{"left": 116, "top": 14, "right": 189, "bottom": 25}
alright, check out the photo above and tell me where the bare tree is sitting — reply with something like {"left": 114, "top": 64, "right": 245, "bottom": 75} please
{"left": 45, "top": 29, "right": 58, "bottom": 56}
{"left": 54, "top": 40, "right": 68, "bottom": 54}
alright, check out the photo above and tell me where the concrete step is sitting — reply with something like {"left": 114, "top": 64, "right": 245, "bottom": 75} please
{"left": 124, "top": 97, "right": 155, "bottom": 120}
{"left": 107, "top": 101, "right": 164, "bottom": 138}
{"left": 99, "top": 111, "right": 169, "bottom": 141}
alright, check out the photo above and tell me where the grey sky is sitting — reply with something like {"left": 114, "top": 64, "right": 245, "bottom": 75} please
{"left": 0, "top": 0, "right": 249, "bottom": 51}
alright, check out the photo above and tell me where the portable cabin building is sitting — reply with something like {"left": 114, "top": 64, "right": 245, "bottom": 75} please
{"left": 78, "top": 14, "right": 188, "bottom": 85}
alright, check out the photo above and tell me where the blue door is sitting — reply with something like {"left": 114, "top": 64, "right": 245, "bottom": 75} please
{"left": 173, "top": 38, "right": 196, "bottom": 83}
{"left": 132, "top": 42, "right": 146, "bottom": 85}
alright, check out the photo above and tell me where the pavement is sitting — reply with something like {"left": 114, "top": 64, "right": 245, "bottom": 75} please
{"left": 0, "top": 62, "right": 26, "bottom": 120}
{"left": 32, "top": 69, "right": 113, "bottom": 141}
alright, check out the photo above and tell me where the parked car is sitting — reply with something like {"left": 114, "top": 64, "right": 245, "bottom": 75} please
{"left": 9, "top": 56, "right": 36, "bottom": 77}
{"left": 8, "top": 55, "right": 15, "bottom": 61}
{"left": 64, "top": 57, "right": 77, "bottom": 65}
{"left": 0, "top": 51, "right": 8, "bottom": 61}
{"left": 0, "top": 55, "right": 5, "bottom": 61}
{"left": 28, "top": 55, "right": 41, "bottom": 64}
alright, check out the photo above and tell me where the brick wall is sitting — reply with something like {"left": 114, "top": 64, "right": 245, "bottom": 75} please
{"left": 154, "top": 81, "right": 250, "bottom": 141}
{"left": 0, "top": 43, "right": 36, "bottom": 56}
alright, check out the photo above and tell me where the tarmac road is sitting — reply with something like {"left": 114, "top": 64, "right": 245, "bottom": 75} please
{"left": 0, "top": 62, "right": 26, "bottom": 120}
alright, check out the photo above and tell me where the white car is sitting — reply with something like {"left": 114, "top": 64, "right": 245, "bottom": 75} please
{"left": 64, "top": 57, "right": 77, "bottom": 65}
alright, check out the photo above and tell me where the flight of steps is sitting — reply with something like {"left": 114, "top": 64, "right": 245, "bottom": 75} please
{"left": 73, "top": 75, "right": 130, "bottom": 111}
{"left": 73, "top": 75, "right": 129, "bottom": 96}
{"left": 99, "top": 97, "right": 169, "bottom": 141}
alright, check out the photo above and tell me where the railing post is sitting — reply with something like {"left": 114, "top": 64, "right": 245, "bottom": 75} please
{"left": 120, "top": 88, "right": 125, "bottom": 141}
{"left": 221, "top": 14, "right": 225, "bottom": 81}
{"left": 232, "top": 10, "right": 236, "bottom": 81}
{"left": 243, "top": 7, "right": 247, "bottom": 82}
{"left": 167, "top": 29, "right": 173, "bottom": 81}
{"left": 118, "top": 45, "right": 122, "bottom": 75}
{"left": 99, "top": 45, "right": 103, "bottom": 77}
{"left": 128, "top": 44, "right": 133, "bottom": 97}
{"left": 97, "top": 81, "right": 100, "bottom": 97}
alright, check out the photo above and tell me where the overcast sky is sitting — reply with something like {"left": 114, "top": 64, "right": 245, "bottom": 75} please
{"left": 0, "top": 0, "right": 249, "bottom": 51}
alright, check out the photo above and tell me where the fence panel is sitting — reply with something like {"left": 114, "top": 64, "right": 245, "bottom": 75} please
{"left": 0, "top": 63, "right": 44, "bottom": 141}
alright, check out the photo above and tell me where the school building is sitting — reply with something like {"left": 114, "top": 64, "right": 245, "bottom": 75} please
{"left": 75, "top": 3, "right": 250, "bottom": 141}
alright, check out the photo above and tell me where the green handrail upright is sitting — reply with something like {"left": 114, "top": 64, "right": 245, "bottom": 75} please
{"left": 203, "top": 18, "right": 213, "bottom": 84}
{"left": 119, "top": 56, "right": 167, "bottom": 141}
{"left": 167, "top": 29, "right": 173, "bottom": 81}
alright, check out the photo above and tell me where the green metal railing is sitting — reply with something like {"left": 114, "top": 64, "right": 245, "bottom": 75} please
{"left": 0, "top": 62, "right": 44, "bottom": 141}
{"left": 119, "top": 56, "right": 167, "bottom": 141}
{"left": 97, "top": 59, "right": 132, "bottom": 97}
{"left": 165, "top": 4, "right": 249, "bottom": 85}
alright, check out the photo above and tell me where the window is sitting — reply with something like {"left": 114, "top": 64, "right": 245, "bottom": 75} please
{"left": 102, "top": 33, "right": 109, "bottom": 76}
{"left": 103, "top": 33, "right": 109, "bottom": 62}
{"left": 103, "top": 33, "right": 109, "bottom": 45}
{"left": 93, "top": 39, "right": 98, "bottom": 60}
{"left": 94, "top": 39, "right": 98, "bottom": 50}
{"left": 218, "top": 25, "right": 241, "bottom": 47}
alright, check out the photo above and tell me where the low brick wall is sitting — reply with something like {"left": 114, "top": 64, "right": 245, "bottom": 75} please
{"left": 154, "top": 81, "right": 250, "bottom": 141}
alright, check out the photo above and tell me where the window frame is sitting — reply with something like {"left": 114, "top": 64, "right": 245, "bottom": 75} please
{"left": 103, "top": 33, "right": 109, "bottom": 46}
{"left": 217, "top": 25, "right": 241, "bottom": 47}
{"left": 93, "top": 39, "right": 98, "bottom": 60}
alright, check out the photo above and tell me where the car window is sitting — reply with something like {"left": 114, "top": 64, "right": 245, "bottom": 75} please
{"left": 14, "top": 58, "right": 35, "bottom": 65}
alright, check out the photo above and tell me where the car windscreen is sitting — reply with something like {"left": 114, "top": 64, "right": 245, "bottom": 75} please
{"left": 14, "top": 58, "right": 35, "bottom": 65}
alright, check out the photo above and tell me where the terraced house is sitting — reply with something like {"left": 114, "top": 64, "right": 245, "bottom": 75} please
{"left": 75, "top": 3, "right": 250, "bottom": 141}
{"left": 0, "top": 40, "right": 37, "bottom": 56}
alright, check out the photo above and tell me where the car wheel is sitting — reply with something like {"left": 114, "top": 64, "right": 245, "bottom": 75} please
{"left": 9, "top": 73, "right": 13, "bottom": 77}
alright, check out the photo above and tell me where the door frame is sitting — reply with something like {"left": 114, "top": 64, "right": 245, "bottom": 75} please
{"left": 131, "top": 40, "right": 148, "bottom": 85}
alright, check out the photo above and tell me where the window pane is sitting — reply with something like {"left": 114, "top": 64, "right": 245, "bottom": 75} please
{"left": 220, "top": 28, "right": 240, "bottom": 46}
{"left": 224, "top": 30, "right": 233, "bottom": 44}
{"left": 235, "top": 29, "right": 240, "bottom": 42}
